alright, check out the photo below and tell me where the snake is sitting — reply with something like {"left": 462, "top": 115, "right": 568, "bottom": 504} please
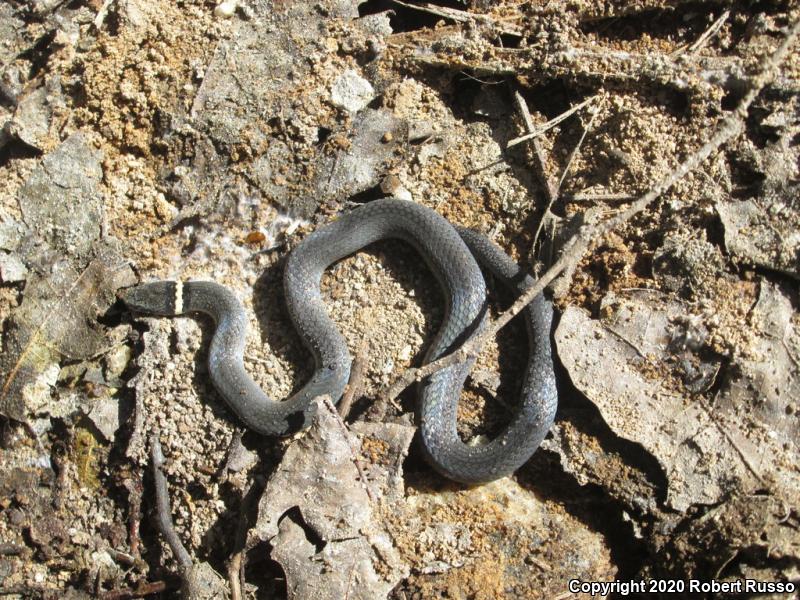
{"left": 121, "top": 198, "right": 557, "bottom": 483}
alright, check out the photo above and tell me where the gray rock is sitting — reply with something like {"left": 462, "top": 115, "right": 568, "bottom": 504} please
{"left": 0, "top": 252, "right": 27, "bottom": 283}
{"left": 330, "top": 69, "right": 375, "bottom": 113}
{"left": 86, "top": 396, "right": 121, "bottom": 442}
{"left": 17, "top": 132, "right": 104, "bottom": 260}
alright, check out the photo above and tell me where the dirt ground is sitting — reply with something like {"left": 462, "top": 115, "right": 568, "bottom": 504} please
{"left": 0, "top": 1, "right": 798, "bottom": 598}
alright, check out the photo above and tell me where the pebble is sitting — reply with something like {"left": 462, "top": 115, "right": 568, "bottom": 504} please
{"left": 104, "top": 344, "right": 132, "bottom": 378}
{"left": 214, "top": 0, "right": 236, "bottom": 18}
{"left": 330, "top": 69, "right": 375, "bottom": 113}
{"left": 0, "top": 252, "right": 27, "bottom": 282}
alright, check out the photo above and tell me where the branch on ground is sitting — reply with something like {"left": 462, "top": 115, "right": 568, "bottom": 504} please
{"left": 381, "top": 17, "right": 800, "bottom": 405}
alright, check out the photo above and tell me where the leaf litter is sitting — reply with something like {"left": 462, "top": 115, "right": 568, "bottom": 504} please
{"left": 0, "top": 0, "right": 798, "bottom": 598}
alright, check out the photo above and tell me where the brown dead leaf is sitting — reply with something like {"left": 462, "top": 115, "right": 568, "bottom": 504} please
{"left": 250, "top": 398, "right": 412, "bottom": 600}
{"left": 0, "top": 248, "right": 135, "bottom": 421}
{"left": 555, "top": 289, "right": 800, "bottom": 511}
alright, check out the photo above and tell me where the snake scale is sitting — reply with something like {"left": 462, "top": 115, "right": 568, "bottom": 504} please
{"left": 121, "top": 198, "right": 557, "bottom": 483}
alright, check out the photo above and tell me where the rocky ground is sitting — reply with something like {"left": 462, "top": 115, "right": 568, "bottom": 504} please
{"left": 0, "top": 1, "right": 798, "bottom": 598}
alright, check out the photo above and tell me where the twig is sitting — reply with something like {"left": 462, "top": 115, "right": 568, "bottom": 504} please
{"left": 321, "top": 397, "right": 375, "bottom": 502}
{"left": 564, "top": 192, "right": 636, "bottom": 203}
{"left": 150, "top": 436, "right": 229, "bottom": 598}
{"left": 0, "top": 586, "right": 45, "bottom": 597}
{"left": 227, "top": 557, "right": 243, "bottom": 600}
{"left": 554, "top": 97, "right": 604, "bottom": 196}
{"left": 511, "top": 90, "right": 558, "bottom": 204}
{"left": 391, "top": 0, "right": 472, "bottom": 23}
{"left": 344, "top": 559, "right": 357, "bottom": 600}
{"left": 151, "top": 436, "right": 193, "bottom": 568}
{"left": 532, "top": 95, "right": 605, "bottom": 251}
{"left": 390, "top": 0, "right": 522, "bottom": 37}
{"left": 107, "top": 548, "right": 138, "bottom": 567}
{"left": 381, "top": 18, "right": 800, "bottom": 405}
{"left": 672, "top": 9, "right": 730, "bottom": 56}
{"left": 123, "top": 472, "right": 143, "bottom": 558}
{"left": 228, "top": 481, "right": 262, "bottom": 600}
{"left": 507, "top": 95, "right": 598, "bottom": 148}
{"left": 99, "top": 580, "right": 171, "bottom": 600}
{"left": 338, "top": 338, "right": 369, "bottom": 419}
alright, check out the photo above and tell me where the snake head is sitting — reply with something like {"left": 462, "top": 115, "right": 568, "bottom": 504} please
{"left": 119, "top": 281, "right": 182, "bottom": 316}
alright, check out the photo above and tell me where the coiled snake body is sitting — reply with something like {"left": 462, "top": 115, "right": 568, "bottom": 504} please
{"left": 121, "top": 199, "right": 557, "bottom": 483}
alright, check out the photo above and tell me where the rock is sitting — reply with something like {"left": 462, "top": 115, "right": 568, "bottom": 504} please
{"left": 0, "top": 252, "right": 27, "bottom": 283}
{"left": 17, "top": 132, "right": 104, "bottom": 260}
{"left": 86, "top": 396, "right": 120, "bottom": 442}
{"left": 330, "top": 69, "right": 375, "bottom": 113}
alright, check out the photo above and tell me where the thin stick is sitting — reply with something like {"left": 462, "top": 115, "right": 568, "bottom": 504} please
{"left": 228, "top": 481, "right": 261, "bottom": 600}
{"left": 507, "top": 95, "right": 597, "bottom": 148}
{"left": 554, "top": 97, "right": 604, "bottom": 196}
{"left": 338, "top": 338, "right": 369, "bottom": 419}
{"left": 680, "top": 9, "right": 730, "bottom": 56}
{"left": 381, "top": 18, "right": 800, "bottom": 405}
{"left": 532, "top": 95, "right": 605, "bottom": 251}
{"left": 322, "top": 397, "right": 375, "bottom": 502}
{"left": 151, "top": 436, "right": 193, "bottom": 569}
{"left": 512, "top": 90, "right": 558, "bottom": 203}
{"left": 124, "top": 473, "right": 143, "bottom": 558}
{"left": 565, "top": 192, "right": 636, "bottom": 203}
{"left": 99, "top": 581, "right": 171, "bottom": 600}
{"left": 390, "top": 0, "right": 522, "bottom": 36}
{"left": 391, "top": 0, "right": 471, "bottom": 23}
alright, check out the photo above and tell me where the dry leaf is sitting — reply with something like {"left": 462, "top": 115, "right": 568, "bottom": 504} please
{"left": 0, "top": 249, "right": 135, "bottom": 421}
{"left": 250, "top": 399, "right": 412, "bottom": 600}
{"left": 555, "top": 291, "right": 799, "bottom": 511}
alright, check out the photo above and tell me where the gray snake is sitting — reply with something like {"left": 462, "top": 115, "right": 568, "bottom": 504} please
{"left": 121, "top": 199, "right": 557, "bottom": 483}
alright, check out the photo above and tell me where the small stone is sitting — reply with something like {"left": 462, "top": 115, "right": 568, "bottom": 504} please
{"left": 330, "top": 70, "right": 375, "bottom": 113}
{"left": 153, "top": 194, "right": 178, "bottom": 222}
{"left": 86, "top": 397, "right": 120, "bottom": 442}
{"left": 104, "top": 345, "right": 132, "bottom": 379}
{"left": 214, "top": 0, "right": 236, "bottom": 18}
{"left": 394, "top": 187, "right": 413, "bottom": 202}
{"left": 380, "top": 174, "right": 402, "bottom": 195}
{"left": 382, "top": 131, "right": 393, "bottom": 143}
{"left": 408, "top": 120, "right": 434, "bottom": 142}
{"left": 0, "top": 252, "right": 27, "bottom": 282}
